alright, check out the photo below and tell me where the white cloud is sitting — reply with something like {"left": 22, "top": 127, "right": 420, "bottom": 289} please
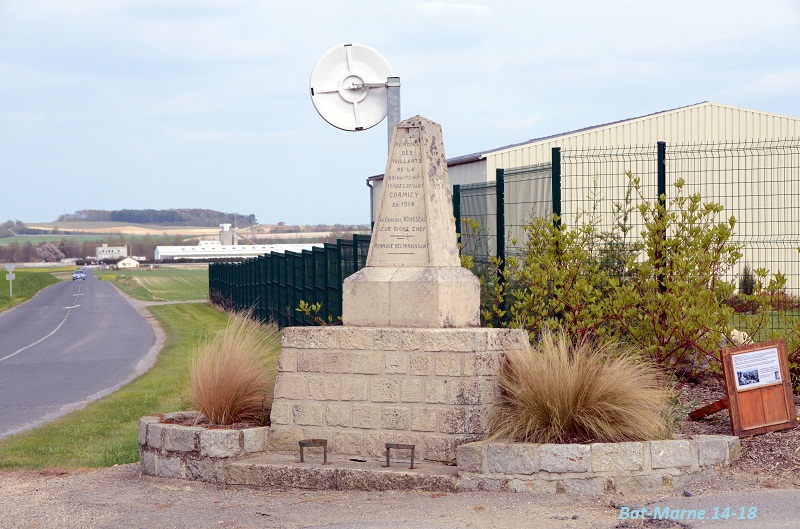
{"left": 418, "top": 2, "right": 494, "bottom": 15}
{"left": 520, "top": 116, "right": 541, "bottom": 127}
{"left": 739, "top": 71, "right": 800, "bottom": 97}
{"left": 1, "top": 0, "right": 799, "bottom": 224}
{"left": 166, "top": 128, "right": 251, "bottom": 144}
{"left": 133, "top": 20, "right": 283, "bottom": 63}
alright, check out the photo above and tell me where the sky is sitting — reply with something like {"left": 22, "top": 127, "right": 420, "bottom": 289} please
{"left": 1, "top": 0, "right": 799, "bottom": 226}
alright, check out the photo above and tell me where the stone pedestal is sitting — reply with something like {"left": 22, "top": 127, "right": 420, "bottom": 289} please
{"left": 268, "top": 326, "right": 528, "bottom": 463}
{"left": 343, "top": 266, "right": 479, "bottom": 328}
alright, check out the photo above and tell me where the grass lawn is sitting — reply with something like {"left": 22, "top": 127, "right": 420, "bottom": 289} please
{"left": 731, "top": 309, "right": 800, "bottom": 342}
{"left": 96, "top": 268, "right": 208, "bottom": 302}
{"left": 0, "top": 268, "right": 66, "bottom": 312}
{"left": 26, "top": 222, "right": 222, "bottom": 236}
{"left": 0, "top": 234, "right": 110, "bottom": 246}
{"left": 0, "top": 303, "right": 229, "bottom": 469}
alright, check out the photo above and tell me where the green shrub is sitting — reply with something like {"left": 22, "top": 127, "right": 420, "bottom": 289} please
{"left": 739, "top": 264, "right": 756, "bottom": 296}
{"left": 488, "top": 328, "right": 675, "bottom": 443}
{"left": 501, "top": 216, "right": 623, "bottom": 343}
{"left": 616, "top": 176, "right": 740, "bottom": 374}
{"left": 189, "top": 311, "right": 281, "bottom": 425}
{"left": 776, "top": 314, "right": 800, "bottom": 392}
{"left": 470, "top": 173, "right": 746, "bottom": 378}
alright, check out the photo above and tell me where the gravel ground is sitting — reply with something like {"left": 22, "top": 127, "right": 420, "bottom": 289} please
{"left": 1, "top": 457, "right": 797, "bottom": 529}
{"left": 0, "top": 464, "right": 631, "bottom": 529}
{"left": 675, "top": 380, "right": 800, "bottom": 489}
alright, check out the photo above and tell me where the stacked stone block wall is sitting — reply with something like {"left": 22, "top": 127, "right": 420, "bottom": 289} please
{"left": 456, "top": 435, "right": 741, "bottom": 494}
{"left": 269, "top": 326, "right": 528, "bottom": 463}
{"left": 139, "top": 412, "right": 268, "bottom": 483}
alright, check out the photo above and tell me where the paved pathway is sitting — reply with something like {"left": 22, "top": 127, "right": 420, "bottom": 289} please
{"left": 0, "top": 270, "right": 159, "bottom": 439}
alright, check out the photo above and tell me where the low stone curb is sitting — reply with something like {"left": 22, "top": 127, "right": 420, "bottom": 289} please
{"left": 227, "top": 455, "right": 460, "bottom": 492}
{"left": 456, "top": 436, "right": 741, "bottom": 495}
{"left": 140, "top": 415, "right": 739, "bottom": 494}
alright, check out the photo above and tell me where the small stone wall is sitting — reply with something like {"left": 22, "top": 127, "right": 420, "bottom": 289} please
{"left": 268, "top": 326, "right": 529, "bottom": 463}
{"left": 139, "top": 415, "right": 740, "bottom": 494}
{"left": 456, "top": 435, "right": 741, "bottom": 494}
{"left": 138, "top": 412, "right": 268, "bottom": 483}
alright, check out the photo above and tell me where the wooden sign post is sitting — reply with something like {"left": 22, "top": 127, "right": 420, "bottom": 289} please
{"left": 690, "top": 339, "right": 797, "bottom": 437}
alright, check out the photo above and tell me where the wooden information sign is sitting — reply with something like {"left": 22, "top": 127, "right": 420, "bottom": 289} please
{"left": 691, "top": 339, "right": 798, "bottom": 437}
{"left": 722, "top": 339, "right": 797, "bottom": 436}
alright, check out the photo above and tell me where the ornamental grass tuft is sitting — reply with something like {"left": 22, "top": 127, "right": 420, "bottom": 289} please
{"left": 488, "top": 328, "right": 676, "bottom": 444}
{"left": 189, "top": 311, "right": 281, "bottom": 426}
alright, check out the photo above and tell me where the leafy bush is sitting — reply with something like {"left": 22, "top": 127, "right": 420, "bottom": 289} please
{"left": 488, "top": 328, "right": 675, "bottom": 443}
{"left": 781, "top": 319, "right": 800, "bottom": 392}
{"left": 615, "top": 176, "right": 740, "bottom": 374}
{"left": 501, "top": 217, "right": 624, "bottom": 343}
{"left": 189, "top": 311, "right": 281, "bottom": 425}
{"left": 471, "top": 174, "right": 748, "bottom": 378}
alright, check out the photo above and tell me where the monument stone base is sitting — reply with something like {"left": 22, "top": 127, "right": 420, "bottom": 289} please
{"left": 268, "top": 326, "right": 528, "bottom": 463}
{"left": 342, "top": 266, "right": 480, "bottom": 328}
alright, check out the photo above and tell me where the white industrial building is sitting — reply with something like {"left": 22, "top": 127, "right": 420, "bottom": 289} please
{"left": 368, "top": 101, "right": 800, "bottom": 288}
{"left": 95, "top": 243, "right": 128, "bottom": 260}
{"left": 155, "top": 240, "right": 322, "bottom": 260}
{"left": 369, "top": 102, "right": 800, "bottom": 213}
{"left": 154, "top": 225, "right": 322, "bottom": 260}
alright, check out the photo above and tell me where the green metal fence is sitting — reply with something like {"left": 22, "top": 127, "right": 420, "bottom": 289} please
{"left": 455, "top": 162, "right": 552, "bottom": 264}
{"left": 210, "top": 140, "right": 799, "bottom": 331}
{"left": 453, "top": 139, "right": 800, "bottom": 333}
{"left": 558, "top": 140, "right": 800, "bottom": 292}
{"left": 209, "top": 234, "right": 371, "bottom": 327}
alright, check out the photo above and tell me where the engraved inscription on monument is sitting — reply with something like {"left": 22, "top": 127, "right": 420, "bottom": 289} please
{"left": 342, "top": 115, "right": 479, "bottom": 327}
{"left": 370, "top": 125, "right": 430, "bottom": 265}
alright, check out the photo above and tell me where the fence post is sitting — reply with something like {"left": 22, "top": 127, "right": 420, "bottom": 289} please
{"left": 657, "top": 141, "right": 667, "bottom": 294}
{"left": 353, "top": 233, "right": 359, "bottom": 274}
{"left": 658, "top": 141, "right": 667, "bottom": 209}
{"left": 453, "top": 184, "right": 461, "bottom": 248}
{"left": 496, "top": 169, "right": 505, "bottom": 264}
{"left": 552, "top": 147, "right": 561, "bottom": 228}
{"left": 496, "top": 168, "right": 507, "bottom": 324}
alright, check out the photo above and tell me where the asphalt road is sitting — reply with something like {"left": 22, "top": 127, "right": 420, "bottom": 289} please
{"left": 0, "top": 268, "right": 155, "bottom": 439}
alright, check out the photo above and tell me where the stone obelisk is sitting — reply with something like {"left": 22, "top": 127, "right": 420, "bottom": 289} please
{"left": 343, "top": 115, "right": 480, "bottom": 327}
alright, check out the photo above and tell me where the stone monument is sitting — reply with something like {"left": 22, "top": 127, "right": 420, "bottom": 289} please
{"left": 269, "top": 116, "right": 528, "bottom": 463}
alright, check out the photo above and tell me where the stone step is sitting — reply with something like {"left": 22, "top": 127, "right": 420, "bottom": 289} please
{"left": 226, "top": 452, "right": 459, "bottom": 493}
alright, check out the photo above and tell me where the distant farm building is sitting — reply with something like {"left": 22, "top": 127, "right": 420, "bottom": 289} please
{"left": 219, "top": 223, "right": 237, "bottom": 245}
{"left": 117, "top": 257, "right": 140, "bottom": 268}
{"left": 95, "top": 243, "right": 127, "bottom": 260}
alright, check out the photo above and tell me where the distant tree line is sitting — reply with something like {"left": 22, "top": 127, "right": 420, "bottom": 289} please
{"left": 0, "top": 234, "right": 186, "bottom": 263}
{"left": 56, "top": 209, "right": 257, "bottom": 227}
{"left": 0, "top": 220, "right": 40, "bottom": 238}
{"left": 269, "top": 223, "right": 370, "bottom": 234}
